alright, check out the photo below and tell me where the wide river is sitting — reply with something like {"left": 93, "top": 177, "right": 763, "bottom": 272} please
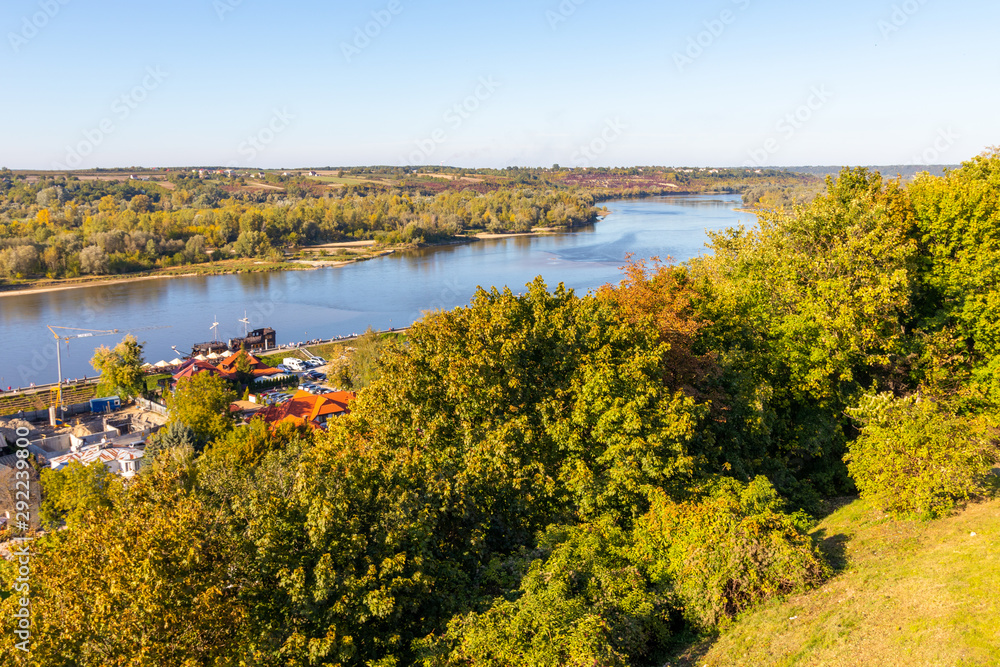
{"left": 0, "top": 194, "right": 754, "bottom": 387}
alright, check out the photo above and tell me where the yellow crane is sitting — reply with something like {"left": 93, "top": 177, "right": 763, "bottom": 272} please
{"left": 46, "top": 325, "right": 169, "bottom": 407}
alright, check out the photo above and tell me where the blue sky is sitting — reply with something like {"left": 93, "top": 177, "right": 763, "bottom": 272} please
{"left": 1, "top": 0, "right": 995, "bottom": 169}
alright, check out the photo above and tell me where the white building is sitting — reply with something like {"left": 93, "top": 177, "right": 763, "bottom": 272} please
{"left": 49, "top": 445, "right": 145, "bottom": 479}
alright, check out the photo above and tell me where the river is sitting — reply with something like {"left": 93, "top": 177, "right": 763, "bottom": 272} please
{"left": 0, "top": 194, "right": 754, "bottom": 387}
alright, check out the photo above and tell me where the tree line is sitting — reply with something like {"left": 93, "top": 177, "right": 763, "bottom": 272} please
{"left": 0, "top": 167, "right": 816, "bottom": 284}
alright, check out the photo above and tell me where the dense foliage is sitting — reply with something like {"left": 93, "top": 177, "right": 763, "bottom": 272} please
{"left": 5, "top": 155, "right": 1000, "bottom": 665}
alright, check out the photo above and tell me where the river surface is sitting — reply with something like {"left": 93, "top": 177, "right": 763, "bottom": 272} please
{"left": 0, "top": 195, "right": 754, "bottom": 386}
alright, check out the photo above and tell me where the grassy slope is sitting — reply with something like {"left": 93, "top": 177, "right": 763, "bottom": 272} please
{"left": 678, "top": 497, "right": 1000, "bottom": 667}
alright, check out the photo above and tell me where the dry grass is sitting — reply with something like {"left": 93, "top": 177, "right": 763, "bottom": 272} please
{"left": 674, "top": 497, "right": 1000, "bottom": 666}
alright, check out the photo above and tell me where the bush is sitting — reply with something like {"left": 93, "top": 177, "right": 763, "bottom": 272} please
{"left": 422, "top": 523, "right": 671, "bottom": 667}
{"left": 845, "top": 393, "right": 999, "bottom": 518}
{"left": 633, "top": 476, "right": 829, "bottom": 631}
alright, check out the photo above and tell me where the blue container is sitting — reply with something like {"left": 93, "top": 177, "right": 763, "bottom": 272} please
{"left": 89, "top": 396, "right": 121, "bottom": 414}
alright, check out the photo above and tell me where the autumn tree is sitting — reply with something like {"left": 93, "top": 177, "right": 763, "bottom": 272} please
{"left": 128, "top": 193, "right": 152, "bottom": 213}
{"left": 39, "top": 460, "right": 117, "bottom": 528}
{"left": 0, "top": 467, "right": 251, "bottom": 666}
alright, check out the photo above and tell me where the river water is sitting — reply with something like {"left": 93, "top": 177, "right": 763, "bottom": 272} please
{"left": 0, "top": 195, "right": 754, "bottom": 386}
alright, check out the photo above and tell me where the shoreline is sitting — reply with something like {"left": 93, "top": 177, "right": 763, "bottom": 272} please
{"left": 0, "top": 272, "right": 206, "bottom": 298}
{"left": 0, "top": 261, "right": 321, "bottom": 299}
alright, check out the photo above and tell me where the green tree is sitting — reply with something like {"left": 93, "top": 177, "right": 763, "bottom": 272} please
{"left": 232, "top": 229, "right": 272, "bottom": 258}
{"left": 184, "top": 233, "right": 208, "bottom": 263}
{"left": 252, "top": 278, "right": 711, "bottom": 666}
{"left": 687, "top": 168, "right": 920, "bottom": 506}
{"left": 90, "top": 334, "right": 146, "bottom": 399}
{"left": 232, "top": 349, "right": 256, "bottom": 387}
{"left": 165, "top": 372, "right": 237, "bottom": 449}
{"left": 143, "top": 420, "right": 196, "bottom": 465}
{"left": 908, "top": 149, "right": 1000, "bottom": 404}
{"left": 204, "top": 417, "right": 310, "bottom": 467}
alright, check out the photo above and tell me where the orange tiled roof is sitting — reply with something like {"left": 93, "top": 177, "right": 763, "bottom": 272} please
{"left": 216, "top": 350, "right": 281, "bottom": 378}
{"left": 258, "top": 390, "right": 355, "bottom": 428}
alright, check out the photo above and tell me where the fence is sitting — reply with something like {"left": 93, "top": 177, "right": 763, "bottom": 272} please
{"left": 136, "top": 397, "right": 169, "bottom": 417}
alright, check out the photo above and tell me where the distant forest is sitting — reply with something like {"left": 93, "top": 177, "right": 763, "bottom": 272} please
{"left": 0, "top": 166, "right": 816, "bottom": 284}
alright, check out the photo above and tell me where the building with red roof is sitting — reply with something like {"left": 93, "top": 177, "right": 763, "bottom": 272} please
{"left": 172, "top": 359, "right": 223, "bottom": 381}
{"left": 171, "top": 350, "right": 281, "bottom": 383}
{"left": 257, "top": 390, "right": 356, "bottom": 429}
{"left": 215, "top": 350, "right": 282, "bottom": 379}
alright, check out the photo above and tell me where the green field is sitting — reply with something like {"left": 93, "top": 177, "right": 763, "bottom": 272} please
{"left": 675, "top": 497, "right": 1000, "bottom": 666}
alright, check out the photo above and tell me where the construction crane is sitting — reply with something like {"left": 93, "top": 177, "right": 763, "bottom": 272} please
{"left": 46, "top": 325, "right": 169, "bottom": 407}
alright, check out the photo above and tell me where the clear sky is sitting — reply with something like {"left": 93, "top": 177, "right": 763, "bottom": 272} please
{"left": 1, "top": 0, "right": 996, "bottom": 169}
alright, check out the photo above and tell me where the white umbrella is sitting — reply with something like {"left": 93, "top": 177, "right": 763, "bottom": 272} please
{"left": 169, "top": 357, "right": 185, "bottom": 366}
{"left": 153, "top": 360, "right": 171, "bottom": 368}
{"left": 207, "top": 352, "right": 221, "bottom": 359}
{"left": 221, "top": 350, "right": 234, "bottom": 358}
{"left": 141, "top": 363, "right": 153, "bottom": 369}
{"left": 194, "top": 354, "right": 208, "bottom": 361}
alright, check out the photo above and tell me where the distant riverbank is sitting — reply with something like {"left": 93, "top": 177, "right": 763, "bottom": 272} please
{"left": 0, "top": 226, "right": 591, "bottom": 298}
{"left": 0, "top": 259, "right": 310, "bottom": 299}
